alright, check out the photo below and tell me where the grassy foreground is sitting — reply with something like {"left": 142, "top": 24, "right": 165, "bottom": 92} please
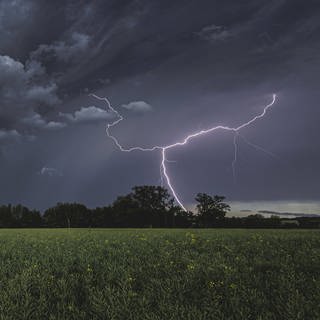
{"left": 0, "top": 229, "right": 319, "bottom": 319}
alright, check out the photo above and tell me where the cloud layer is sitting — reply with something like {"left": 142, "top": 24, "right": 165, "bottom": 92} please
{"left": 60, "top": 106, "right": 114, "bottom": 123}
{"left": 0, "top": 0, "right": 319, "bottom": 210}
{"left": 195, "top": 24, "right": 232, "bottom": 42}
{"left": 122, "top": 101, "right": 152, "bottom": 112}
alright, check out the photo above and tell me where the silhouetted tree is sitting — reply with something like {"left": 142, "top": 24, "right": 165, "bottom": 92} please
{"left": 195, "top": 193, "right": 230, "bottom": 227}
{"left": 244, "top": 214, "right": 265, "bottom": 227}
{"left": 20, "top": 209, "right": 42, "bottom": 227}
{"left": 0, "top": 205, "right": 42, "bottom": 227}
{"left": 0, "top": 187, "right": 313, "bottom": 229}
{"left": 0, "top": 205, "right": 14, "bottom": 227}
{"left": 173, "top": 209, "right": 195, "bottom": 228}
{"left": 44, "top": 203, "right": 90, "bottom": 228}
{"left": 11, "top": 204, "right": 27, "bottom": 227}
{"left": 112, "top": 186, "right": 179, "bottom": 227}
{"left": 91, "top": 206, "right": 115, "bottom": 227}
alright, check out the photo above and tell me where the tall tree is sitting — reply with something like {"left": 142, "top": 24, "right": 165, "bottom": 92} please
{"left": 91, "top": 206, "right": 115, "bottom": 227}
{"left": 112, "top": 186, "right": 178, "bottom": 227}
{"left": 20, "top": 209, "right": 42, "bottom": 227}
{"left": 195, "top": 193, "right": 230, "bottom": 227}
{"left": 0, "top": 205, "right": 14, "bottom": 227}
{"left": 44, "top": 203, "right": 90, "bottom": 228}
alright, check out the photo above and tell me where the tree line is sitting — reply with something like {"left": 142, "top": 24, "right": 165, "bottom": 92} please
{"left": 0, "top": 186, "right": 319, "bottom": 228}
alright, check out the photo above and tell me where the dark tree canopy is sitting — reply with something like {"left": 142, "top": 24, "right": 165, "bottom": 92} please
{"left": 195, "top": 193, "right": 230, "bottom": 227}
{"left": 43, "top": 203, "right": 90, "bottom": 228}
{"left": 0, "top": 205, "right": 41, "bottom": 228}
{"left": 112, "top": 186, "right": 178, "bottom": 227}
{"left": 0, "top": 186, "right": 315, "bottom": 228}
{"left": 132, "top": 186, "right": 174, "bottom": 210}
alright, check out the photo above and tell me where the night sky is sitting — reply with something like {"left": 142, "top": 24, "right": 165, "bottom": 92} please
{"left": 1, "top": 0, "right": 319, "bottom": 214}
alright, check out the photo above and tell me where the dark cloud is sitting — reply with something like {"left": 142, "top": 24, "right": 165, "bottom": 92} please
{"left": 38, "top": 167, "right": 63, "bottom": 177}
{"left": 122, "top": 101, "right": 152, "bottom": 112}
{"left": 30, "top": 32, "right": 91, "bottom": 63}
{"left": 22, "top": 113, "right": 66, "bottom": 130}
{"left": 60, "top": 105, "right": 114, "bottom": 123}
{"left": 0, "top": 129, "right": 21, "bottom": 143}
{"left": 0, "top": 54, "right": 61, "bottom": 131}
{"left": 195, "top": 24, "right": 232, "bottom": 42}
{"left": 258, "top": 210, "right": 320, "bottom": 218}
{"left": 0, "top": 0, "right": 319, "bottom": 210}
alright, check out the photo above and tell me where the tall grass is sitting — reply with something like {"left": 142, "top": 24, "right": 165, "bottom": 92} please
{"left": 0, "top": 229, "right": 319, "bottom": 319}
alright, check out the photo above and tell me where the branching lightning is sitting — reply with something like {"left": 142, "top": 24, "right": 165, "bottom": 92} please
{"left": 91, "top": 93, "right": 277, "bottom": 212}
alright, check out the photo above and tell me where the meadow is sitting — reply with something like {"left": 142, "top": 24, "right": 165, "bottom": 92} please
{"left": 0, "top": 229, "right": 319, "bottom": 319}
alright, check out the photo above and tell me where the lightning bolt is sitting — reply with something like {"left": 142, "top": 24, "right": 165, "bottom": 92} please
{"left": 91, "top": 93, "right": 277, "bottom": 212}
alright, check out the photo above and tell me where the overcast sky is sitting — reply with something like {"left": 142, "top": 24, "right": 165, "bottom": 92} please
{"left": 0, "top": 0, "right": 320, "bottom": 213}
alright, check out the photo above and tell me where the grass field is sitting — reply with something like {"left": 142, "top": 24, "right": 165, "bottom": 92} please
{"left": 0, "top": 229, "right": 319, "bottom": 319}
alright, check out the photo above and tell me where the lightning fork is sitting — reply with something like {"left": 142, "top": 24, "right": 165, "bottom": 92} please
{"left": 91, "top": 93, "right": 277, "bottom": 211}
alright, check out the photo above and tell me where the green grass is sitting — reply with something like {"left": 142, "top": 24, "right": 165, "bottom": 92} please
{"left": 0, "top": 229, "right": 319, "bottom": 319}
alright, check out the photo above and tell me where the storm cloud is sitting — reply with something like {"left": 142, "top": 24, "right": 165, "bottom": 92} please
{"left": 60, "top": 106, "right": 114, "bottom": 123}
{"left": 122, "top": 101, "right": 153, "bottom": 112}
{"left": 0, "top": 0, "right": 319, "bottom": 211}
